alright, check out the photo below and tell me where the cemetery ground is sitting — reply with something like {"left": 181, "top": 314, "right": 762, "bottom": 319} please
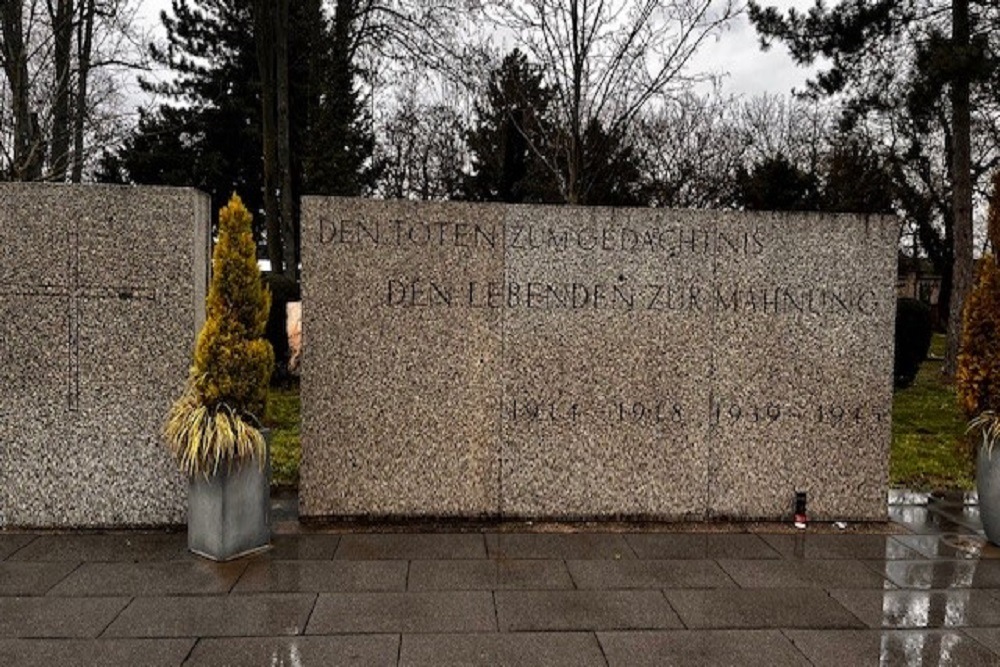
{"left": 262, "top": 334, "right": 977, "bottom": 495}
{"left": 891, "top": 334, "right": 975, "bottom": 491}
{"left": 264, "top": 383, "right": 301, "bottom": 488}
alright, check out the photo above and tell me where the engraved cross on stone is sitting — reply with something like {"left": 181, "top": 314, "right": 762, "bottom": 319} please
{"left": 0, "top": 218, "right": 156, "bottom": 411}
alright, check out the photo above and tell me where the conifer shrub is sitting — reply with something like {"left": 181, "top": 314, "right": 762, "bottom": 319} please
{"left": 958, "top": 171, "right": 1000, "bottom": 450}
{"left": 894, "top": 297, "right": 933, "bottom": 389}
{"left": 164, "top": 194, "right": 275, "bottom": 476}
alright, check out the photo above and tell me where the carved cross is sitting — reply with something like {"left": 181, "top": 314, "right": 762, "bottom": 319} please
{"left": 0, "top": 218, "right": 156, "bottom": 411}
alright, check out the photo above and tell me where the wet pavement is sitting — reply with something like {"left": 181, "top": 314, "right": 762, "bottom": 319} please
{"left": 2, "top": 492, "right": 1000, "bottom": 666}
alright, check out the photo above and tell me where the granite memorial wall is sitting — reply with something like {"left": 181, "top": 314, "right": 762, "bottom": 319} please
{"left": 301, "top": 198, "right": 897, "bottom": 520}
{"left": 0, "top": 184, "right": 209, "bottom": 527}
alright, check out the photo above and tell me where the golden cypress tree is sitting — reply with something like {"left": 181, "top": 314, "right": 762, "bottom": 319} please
{"left": 957, "top": 171, "right": 1000, "bottom": 448}
{"left": 165, "top": 194, "right": 275, "bottom": 476}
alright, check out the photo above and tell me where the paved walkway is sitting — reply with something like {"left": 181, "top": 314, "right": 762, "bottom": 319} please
{"left": 1, "top": 493, "right": 999, "bottom": 666}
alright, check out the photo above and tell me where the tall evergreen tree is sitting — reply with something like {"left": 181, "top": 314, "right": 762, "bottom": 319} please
{"left": 733, "top": 134, "right": 894, "bottom": 214}
{"left": 821, "top": 136, "right": 895, "bottom": 214}
{"left": 99, "top": 0, "right": 264, "bottom": 234}
{"left": 465, "top": 49, "right": 648, "bottom": 207}
{"left": 301, "top": 0, "right": 374, "bottom": 198}
{"left": 736, "top": 154, "right": 820, "bottom": 211}
{"left": 101, "top": 0, "right": 373, "bottom": 261}
{"left": 464, "top": 50, "right": 560, "bottom": 203}
{"left": 749, "top": 0, "right": 1000, "bottom": 375}
{"left": 571, "top": 119, "right": 649, "bottom": 207}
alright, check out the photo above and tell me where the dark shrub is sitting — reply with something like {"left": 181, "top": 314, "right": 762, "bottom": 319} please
{"left": 895, "top": 297, "right": 933, "bottom": 389}
{"left": 262, "top": 272, "right": 301, "bottom": 384}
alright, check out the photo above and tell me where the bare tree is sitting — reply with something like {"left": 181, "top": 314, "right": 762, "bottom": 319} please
{"left": 252, "top": 0, "right": 297, "bottom": 278}
{"left": 948, "top": 0, "right": 973, "bottom": 377}
{"left": 71, "top": 0, "right": 96, "bottom": 181}
{"left": 636, "top": 90, "right": 839, "bottom": 209}
{"left": 484, "top": 0, "right": 738, "bottom": 203}
{"left": 638, "top": 89, "right": 746, "bottom": 208}
{"left": 1, "top": 0, "right": 42, "bottom": 179}
{"left": 50, "top": 0, "right": 74, "bottom": 180}
{"left": 337, "top": 0, "right": 478, "bottom": 75}
{"left": 0, "top": 0, "right": 148, "bottom": 181}
{"left": 737, "top": 93, "right": 835, "bottom": 180}
{"left": 374, "top": 77, "right": 469, "bottom": 200}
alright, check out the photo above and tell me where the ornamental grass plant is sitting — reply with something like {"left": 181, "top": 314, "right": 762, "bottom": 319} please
{"left": 164, "top": 194, "right": 274, "bottom": 477}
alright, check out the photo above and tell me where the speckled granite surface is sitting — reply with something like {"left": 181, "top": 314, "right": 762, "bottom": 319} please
{"left": 708, "top": 212, "right": 896, "bottom": 520}
{"left": 300, "top": 200, "right": 503, "bottom": 517}
{"left": 300, "top": 198, "right": 896, "bottom": 521}
{"left": 0, "top": 184, "right": 209, "bottom": 527}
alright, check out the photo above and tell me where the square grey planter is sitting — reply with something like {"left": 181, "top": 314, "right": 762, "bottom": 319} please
{"left": 187, "top": 435, "right": 271, "bottom": 561}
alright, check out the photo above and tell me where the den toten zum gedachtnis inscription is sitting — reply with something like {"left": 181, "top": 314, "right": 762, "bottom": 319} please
{"left": 300, "top": 199, "right": 895, "bottom": 522}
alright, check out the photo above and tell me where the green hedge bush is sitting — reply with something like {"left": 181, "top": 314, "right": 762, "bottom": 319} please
{"left": 895, "top": 297, "right": 933, "bottom": 389}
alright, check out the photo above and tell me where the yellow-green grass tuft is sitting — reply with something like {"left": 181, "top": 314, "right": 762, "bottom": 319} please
{"left": 165, "top": 388, "right": 266, "bottom": 478}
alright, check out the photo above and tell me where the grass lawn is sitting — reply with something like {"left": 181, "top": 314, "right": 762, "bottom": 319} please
{"left": 264, "top": 383, "right": 301, "bottom": 488}
{"left": 891, "top": 334, "right": 974, "bottom": 491}
{"left": 264, "top": 334, "right": 976, "bottom": 492}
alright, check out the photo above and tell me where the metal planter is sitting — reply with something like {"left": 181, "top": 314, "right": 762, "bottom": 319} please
{"left": 187, "top": 435, "right": 271, "bottom": 561}
{"left": 979, "top": 446, "right": 1000, "bottom": 546}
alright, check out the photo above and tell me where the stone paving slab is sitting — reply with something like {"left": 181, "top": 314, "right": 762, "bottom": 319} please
{"left": 47, "top": 560, "right": 246, "bottom": 597}
{"left": 407, "top": 559, "right": 574, "bottom": 591}
{"left": 879, "top": 559, "right": 1000, "bottom": 589}
{"left": 232, "top": 560, "right": 407, "bottom": 593}
{"left": 759, "top": 534, "right": 925, "bottom": 560}
{"left": 889, "top": 506, "right": 982, "bottom": 535}
{"left": 6, "top": 533, "right": 187, "bottom": 562}
{"left": 495, "top": 590, "right": 682, "bottom": 631}
{"left": 0, "top": 597, "right": 130, "bottom": 638}
{"left": 893, "top": 534, "right": 1000, "bottom": 560}
{"left": 104, "top": 594, "right": 315, "bottom": 638}
{"left": 306, "top": 592, "right": 496, "bottom": 634}
{"left": 597, "top": 630, "right": 810, "bottom": 667}
{"left": 0, "top": 639, "right": 195, "bottom": 667}
{"left": 335, "top": 534, "right": 486, "bottom": 560}
{"left": 399, "top": 632, "right": 606, "bottom": 667}
{"left": 0, "top": 535, "right": 35, "bottom": 560}
{"left": 829, "top": 589, "right": 1000, "bottom": 628}
{"left": 784, "top": 629, "right": 1000, "bottom": 666}
{"left": 185, "top": 635, "right": 400, "bottom": 666}
{"left": 665, "top": 589, "right": 866, "bottom": 629}
{"left": 962, "top": 628, "right": 1000, "bottom": 656}
{"left": 567, "top": 559, "right": 736, "bottom": 589}
{"left": 717, "top": 558, "right": 892, "bottom": 589}
{"left": 265, "top": 534, "right": 342, "bottom": 560}
{"left": 1, "top": 496, "right": 997, "bottom": 664}
{"left": 0, "top": 562, "right": 78, "bottom": 596}
{"left": 486, "top": 533, "right": 634, "bottom": 559}
{"left": 624, "top": 533, "right": 781, "bottom": 560}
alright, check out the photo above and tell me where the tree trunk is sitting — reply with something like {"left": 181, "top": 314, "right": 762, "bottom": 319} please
{"left": 1, "top": 1, "right": 40, "bottom": 179}
{"left": 71, "top": 0, "right": 95, "bottom": 182}
{"left": 567, "top": 0, "right": 583, "bottom": 205}
{"left": 253, "top": 0, "right": 282, "bottom": 274}
{"left": 276, "top": 0, "right": 296, "bottom": 280}
{"left": 944, "top": 0, "right": 973, "bottom": 378}
{"left": 50, "top": 0, "right": 74, "bottom": 181}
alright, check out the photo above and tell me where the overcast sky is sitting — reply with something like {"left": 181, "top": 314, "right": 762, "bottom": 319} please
{"left": 693, "top": 3, "right": 819, "bottom": 97}
{"left": 134, "top": 0, "right": 819, "bottom": 99}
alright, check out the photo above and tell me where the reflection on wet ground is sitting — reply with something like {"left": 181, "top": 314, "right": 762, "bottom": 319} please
{"left": 3, "top": 491, "right": 1000, "bottom": 666}
{"left": 841, "top": 492, "right": 1000, "bottom": 664}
